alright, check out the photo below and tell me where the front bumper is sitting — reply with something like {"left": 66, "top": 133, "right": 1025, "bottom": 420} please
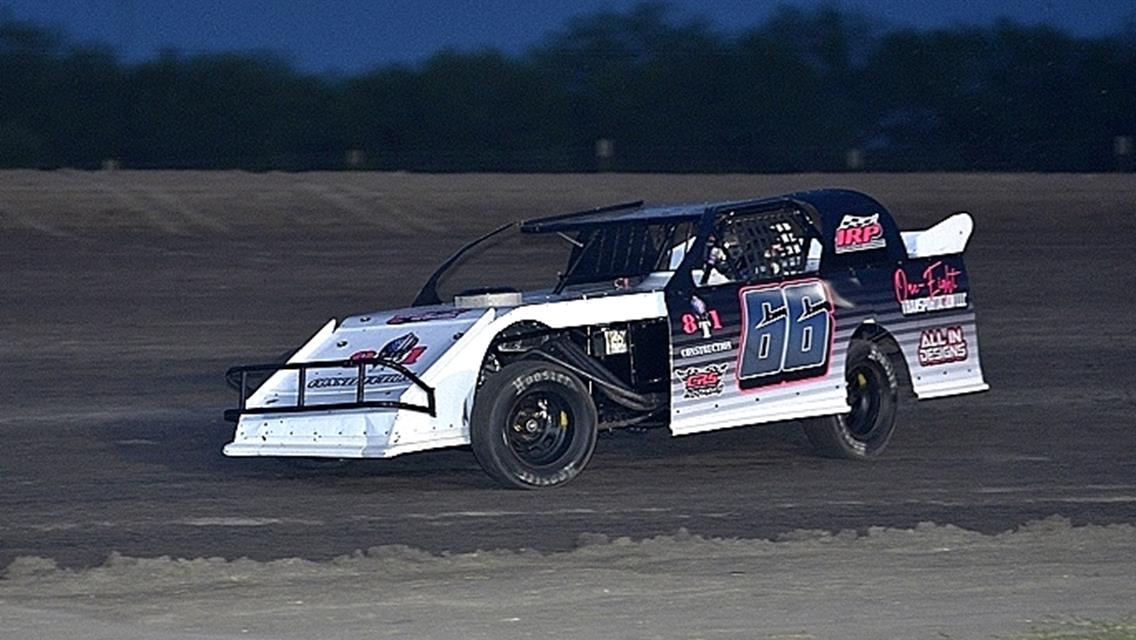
{"left": 224, "top": 356, "right": 436, "bottom": 422}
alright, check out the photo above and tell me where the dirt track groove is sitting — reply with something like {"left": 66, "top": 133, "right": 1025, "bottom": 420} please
{"left": 1, "top": 171, "right": 1134, "bottom": 569}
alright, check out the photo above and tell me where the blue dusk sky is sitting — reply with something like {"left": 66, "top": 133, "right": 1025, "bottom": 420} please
{"left": 2, "top": 0, "right": 1132, "bottom": 73}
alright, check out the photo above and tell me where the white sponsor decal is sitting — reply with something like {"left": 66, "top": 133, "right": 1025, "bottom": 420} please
{"left": 679, "top": 340, "right": 733, "bottom": 359}
{"left": 918, "top": 326, "right": 969, "bottom": 366}
{"left": 900, "top": 293, "right": 968, "bottom": 315}
{"left": 894, "top": 260, "right": 968, "bottom": 315}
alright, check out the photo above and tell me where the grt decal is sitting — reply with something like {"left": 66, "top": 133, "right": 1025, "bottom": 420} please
{"left": 834, "top": 213, "right": 886, "bottom": 254}
{"left": 894, "top": 260, "right": 968, "bottom": 315}
{"left": 674, "top": 363, "right": 728, "bottom": 399}
{"left": 737, "top": 279, "right": 833, "bottom": 389}
{"left": 918, "top": 326, "right": 969, "bottom": 366}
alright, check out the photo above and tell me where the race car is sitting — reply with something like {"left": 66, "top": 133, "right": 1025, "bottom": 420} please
{"left": 224, "top": 188, "right": 988, "bottom": 488}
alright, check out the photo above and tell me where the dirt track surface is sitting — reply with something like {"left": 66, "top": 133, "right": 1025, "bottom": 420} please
{"left": 1, "top": 171, "right": 1134, "bottom": 577}
{"left": 2, "top": 519, "right": 1134, "bottom": 640}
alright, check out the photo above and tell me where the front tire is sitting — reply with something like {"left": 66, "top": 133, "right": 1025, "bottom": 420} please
{"left": 803, "top": 340, "right": 898, "bottom": 459}
{"left": 471, "top": 360, "right": 598, "bottom": 489}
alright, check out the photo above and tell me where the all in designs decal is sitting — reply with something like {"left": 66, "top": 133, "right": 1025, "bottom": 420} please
{"left": 674, "top": 363, "right": 728, "bottom": 399}
{"left": 834, "top": 213, "right": 886, "bottom": 254}
{"left": 918, "top": 326, "right": 969, "bottom": 366}
{"left": 738, "top": 279, "right": 833, "bottom": 389}
{"left": 894, "top": 260, "right": 968, "bottom": 315}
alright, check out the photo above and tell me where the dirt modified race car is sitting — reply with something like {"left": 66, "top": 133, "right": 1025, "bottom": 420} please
{"left": 225, "top": 188, "right": 987, "bottom": 488}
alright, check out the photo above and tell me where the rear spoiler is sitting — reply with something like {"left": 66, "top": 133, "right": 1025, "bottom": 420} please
{"left": 900, "top": 213, "right": 974, "bottom": 258}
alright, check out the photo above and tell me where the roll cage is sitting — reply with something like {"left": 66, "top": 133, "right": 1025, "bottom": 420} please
{"left": 412, "top": 197, "right": 825, "bottom": 306}
{"left": 668, "top": 199, "right": 823, "bottom": 296}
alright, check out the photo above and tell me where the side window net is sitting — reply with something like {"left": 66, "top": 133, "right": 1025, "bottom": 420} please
{"left": 703, "top": 209, "right": 812, "bottom": 284}
{"left": 565, "top": 221, "right": 695, "bottom": 285}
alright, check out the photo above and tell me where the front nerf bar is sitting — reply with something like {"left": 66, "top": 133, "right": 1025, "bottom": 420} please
{"left": 223, "top": 357, "right": 436, "bottom": 422}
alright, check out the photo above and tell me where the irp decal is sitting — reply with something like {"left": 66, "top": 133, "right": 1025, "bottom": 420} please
{"left": 680, "top": 295, "right": 723, "bottom": 338}
{"left": 894, "top": 261, "right": 968, "bottom": 315}
{"left": 674, "top": 363, "right": 728, "bottom": 399}
{"left": 738, "top": 280, "right": 833, "bottom": 389}
{"left": 918, "top": 326, "right": 969, "bottom": 366}
{"left": 834, "top": 213, "right": 886, "bottom": 254}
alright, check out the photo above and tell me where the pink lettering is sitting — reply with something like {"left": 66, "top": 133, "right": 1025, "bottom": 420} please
{"left": 895, "top": 261, "right": 963, "bottom": 303}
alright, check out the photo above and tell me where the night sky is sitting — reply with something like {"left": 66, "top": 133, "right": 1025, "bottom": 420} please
{"left": 2, "top": 0, "right": 1132, "bottom": 73}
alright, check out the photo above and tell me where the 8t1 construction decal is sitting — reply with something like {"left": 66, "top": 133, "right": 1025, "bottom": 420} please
{"left": 737, "top": 279, "right": 833, "bottom": 389}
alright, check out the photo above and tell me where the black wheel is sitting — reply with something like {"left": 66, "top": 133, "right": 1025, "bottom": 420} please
{"left": 803, "top": 340, "right": 898, "bottom": 459}
{"left": 471, "top": 360, "right": 598, "bottom": 489}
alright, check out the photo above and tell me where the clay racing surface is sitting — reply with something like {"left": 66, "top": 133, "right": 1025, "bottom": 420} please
{"left": 1, "top": 172, "right": 1134, "bottom": 638}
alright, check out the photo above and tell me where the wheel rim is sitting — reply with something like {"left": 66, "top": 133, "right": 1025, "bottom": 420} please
{"left": 505, "top": 391, "right": 574, "bottom": 466}
{"left": 846, "top": 364, "right": 882, "bottom": 439}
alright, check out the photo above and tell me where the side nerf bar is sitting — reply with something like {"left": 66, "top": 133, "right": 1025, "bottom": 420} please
{"left": 223, "top": 357, "right": 436, "bottom": 422}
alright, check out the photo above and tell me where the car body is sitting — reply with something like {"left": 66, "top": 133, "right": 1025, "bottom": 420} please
{"left": 224, "top": 188, "right": 988, "bottom": 488}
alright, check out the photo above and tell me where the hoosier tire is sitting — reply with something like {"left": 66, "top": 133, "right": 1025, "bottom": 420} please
{"left": 803, "top": 340, "right": 898, "bottom": 459}
{"left": 471, "top": 360, "right": 598, "bottom": 489}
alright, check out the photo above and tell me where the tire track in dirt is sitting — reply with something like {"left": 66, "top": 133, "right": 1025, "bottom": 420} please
{"left": 58, "top": 171, "right": 189, "bottom": 235}
{"left": 0, "top": 206, "right": 75, "bottom": 238}
{"left": 131, "top": 183, "right": 230, "bottom": 233}
{"left": 293, "top": 180, "right": 413, "bottom": 234}
{"left": 1, "top": 171, "right": 1133, "bottom": 572}
{"left": 326, "top": 179, "right": 446, "bottom": 234}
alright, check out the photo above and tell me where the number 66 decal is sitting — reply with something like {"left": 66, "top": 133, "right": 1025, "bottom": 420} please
{"left": 738, "top": 279, "right": 833, "bottom": 389}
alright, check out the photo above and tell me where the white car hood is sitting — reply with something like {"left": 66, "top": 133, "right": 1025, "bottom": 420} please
{"left": 246, "top": 304, "right": 490, "bottom": 409}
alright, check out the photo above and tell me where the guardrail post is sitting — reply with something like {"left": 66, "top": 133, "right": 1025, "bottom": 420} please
{"left": 1115, "top": 135, "right": 1132, "bottom": 172}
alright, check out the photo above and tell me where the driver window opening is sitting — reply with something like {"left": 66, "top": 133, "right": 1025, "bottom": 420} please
{"left": 694, "top": 208, "right": 814, "bottom": 286}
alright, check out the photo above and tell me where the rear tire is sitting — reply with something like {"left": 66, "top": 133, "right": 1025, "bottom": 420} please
{"left": 471, "top": 360, "right": 597, "bottom": 489}
{"left": 803, "top": 340, "right": 898, "bottom": 459}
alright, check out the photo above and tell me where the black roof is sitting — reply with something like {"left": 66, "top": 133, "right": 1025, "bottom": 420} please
{"left": 520, "top": 189, "right": 891, "bottom": 235}
{"left": 520, "top": 200, "right": 707, "bottom": 233}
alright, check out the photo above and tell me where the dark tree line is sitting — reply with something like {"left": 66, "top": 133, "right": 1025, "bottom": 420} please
{"left": 2, "top": 4, "right": 1134, "bottom": 171}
